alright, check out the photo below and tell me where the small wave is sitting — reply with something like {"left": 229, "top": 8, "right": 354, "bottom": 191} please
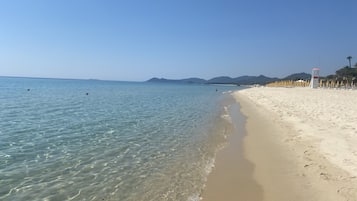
{"left": 0, "top": 78, "right": 238, "bottom": 201}
{"left": 187, "top": 194, "right": 202, "bottom": 201}
{"left": 204, "top": 157, "right": 216, "bottom": 176}
{"left": 220, "top": 106, "right": 232, "bottom": 123}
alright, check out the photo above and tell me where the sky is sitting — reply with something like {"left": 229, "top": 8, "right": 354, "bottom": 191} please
{"left": 1, "top": 0, "right": 357, "bottom": 81}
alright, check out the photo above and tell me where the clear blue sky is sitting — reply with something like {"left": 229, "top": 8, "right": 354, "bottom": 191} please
{"left": 1, "top": 0, "right": 356, "bottom": 81}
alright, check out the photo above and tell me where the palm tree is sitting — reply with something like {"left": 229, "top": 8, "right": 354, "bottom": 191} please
{"left": 347, "top": 56, "right": 352, "bottom": 68}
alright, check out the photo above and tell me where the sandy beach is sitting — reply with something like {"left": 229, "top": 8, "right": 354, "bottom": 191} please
{"left": 201, "top": 100, "right": 263, "bottom": 201}
{"left": 202, "top": 87, "right": 357, "bottom": 201}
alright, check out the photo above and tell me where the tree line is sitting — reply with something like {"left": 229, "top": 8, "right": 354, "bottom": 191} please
{"left": 323, "top": 56, "right": 357, "bottom": 84}
{"left": 267, "top": 56, "right": 357, "bottom": 88}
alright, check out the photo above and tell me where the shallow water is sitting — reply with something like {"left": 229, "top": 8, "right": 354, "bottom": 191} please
{"left": 0, "top": 77, "right": 241, "bottom": 201}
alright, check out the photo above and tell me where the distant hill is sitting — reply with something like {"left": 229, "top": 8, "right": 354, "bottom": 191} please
{"left": 147, "top": 77, "right": 206, "bottom": 84}
{"left": 282, "top": 72, "right": 311, "bottom": 80}
{"left": 180, "top": 78, "right": 207, "bottom": 84}
{"left": 147, "top": 78, "right": 182, "bottom": 83}
{"left": 206, "top": 76, "right": 234, "bottom": 84}
{"left": 205, "top": 75, "right": 279, "bottom": 85}
{"left": 147, "top": 73, "right": 308, "bottom": 85}
{"left": 235, "top": 75, "right": 279, "bottom": 85}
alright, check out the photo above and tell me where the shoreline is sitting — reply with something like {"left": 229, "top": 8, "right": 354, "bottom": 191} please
{"left": 234, "top": 90, "right": 325, "bottom": 200}
{"left": 202, "top": 87, "right": 357, "bottom": 201}
{"left": 201, "top": 100, "right": 263, "bottom": 201}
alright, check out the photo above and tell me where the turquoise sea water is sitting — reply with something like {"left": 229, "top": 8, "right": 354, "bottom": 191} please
{"left": 0, "top": 77, "right": 241, "bottom": 201}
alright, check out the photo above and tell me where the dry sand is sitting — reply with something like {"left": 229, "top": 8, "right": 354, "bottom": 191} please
{"left": 202, "top": 87, "right": 357, "bottom": 201}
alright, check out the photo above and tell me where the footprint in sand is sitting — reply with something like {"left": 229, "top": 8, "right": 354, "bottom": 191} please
{"left": 320, "top": 172, "right": 330, "bottom": 180}
{"left": 337, "top": 187, "right": 357, "bottom": 199}
{"left": 304, "top": 163, "right": 314, "bottom": 168}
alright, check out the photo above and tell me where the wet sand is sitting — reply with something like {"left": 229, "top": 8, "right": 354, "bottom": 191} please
{"left": 201, "top": 102, "right": 263, "bottom": 201}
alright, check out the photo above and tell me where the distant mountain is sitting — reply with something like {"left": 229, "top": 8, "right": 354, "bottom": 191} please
{"left": 180, "top": 78, "right": 207, "bottom": 84}
{"left": 235, "top": 75, "right": 279, "bottom": 85}
{"left": 282, "top": 72, "right": 311, "bottom": 81}
{"left": 147, "top": 73, "right": 309, "bottom": 85}
{"left": 147, "top": 77, "right": 206, "bottom": 84}
{"left": 147, "top": 78, "right": 181, "bottom": 83}
{"left": 206, "top": 75, "right": 279, "bottom": 85}
{"left": 206, "top": 76, "right": 234, "bottom": 84}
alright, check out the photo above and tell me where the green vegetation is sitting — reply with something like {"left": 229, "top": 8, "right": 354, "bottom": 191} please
{"left": 336, "top": 66, "right": 357, "bottom": 77}
{"left": 325, "top": 65, "right": 357, "bottom": 79}
{"left": 323, "top": 59, "right": 357, "bottom": 85}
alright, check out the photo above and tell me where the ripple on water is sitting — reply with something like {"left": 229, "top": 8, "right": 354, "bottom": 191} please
{"left": 0, "top": 78, "right": 240, "bottom": 201}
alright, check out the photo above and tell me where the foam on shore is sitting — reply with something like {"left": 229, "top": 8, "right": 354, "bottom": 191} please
{"left": 201, "top": 95, "right": 263, "bottom": 201}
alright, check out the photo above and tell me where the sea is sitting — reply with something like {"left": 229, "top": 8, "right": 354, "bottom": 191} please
{"left": 0, "top": 77, "right": 243, "bottom": 201}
